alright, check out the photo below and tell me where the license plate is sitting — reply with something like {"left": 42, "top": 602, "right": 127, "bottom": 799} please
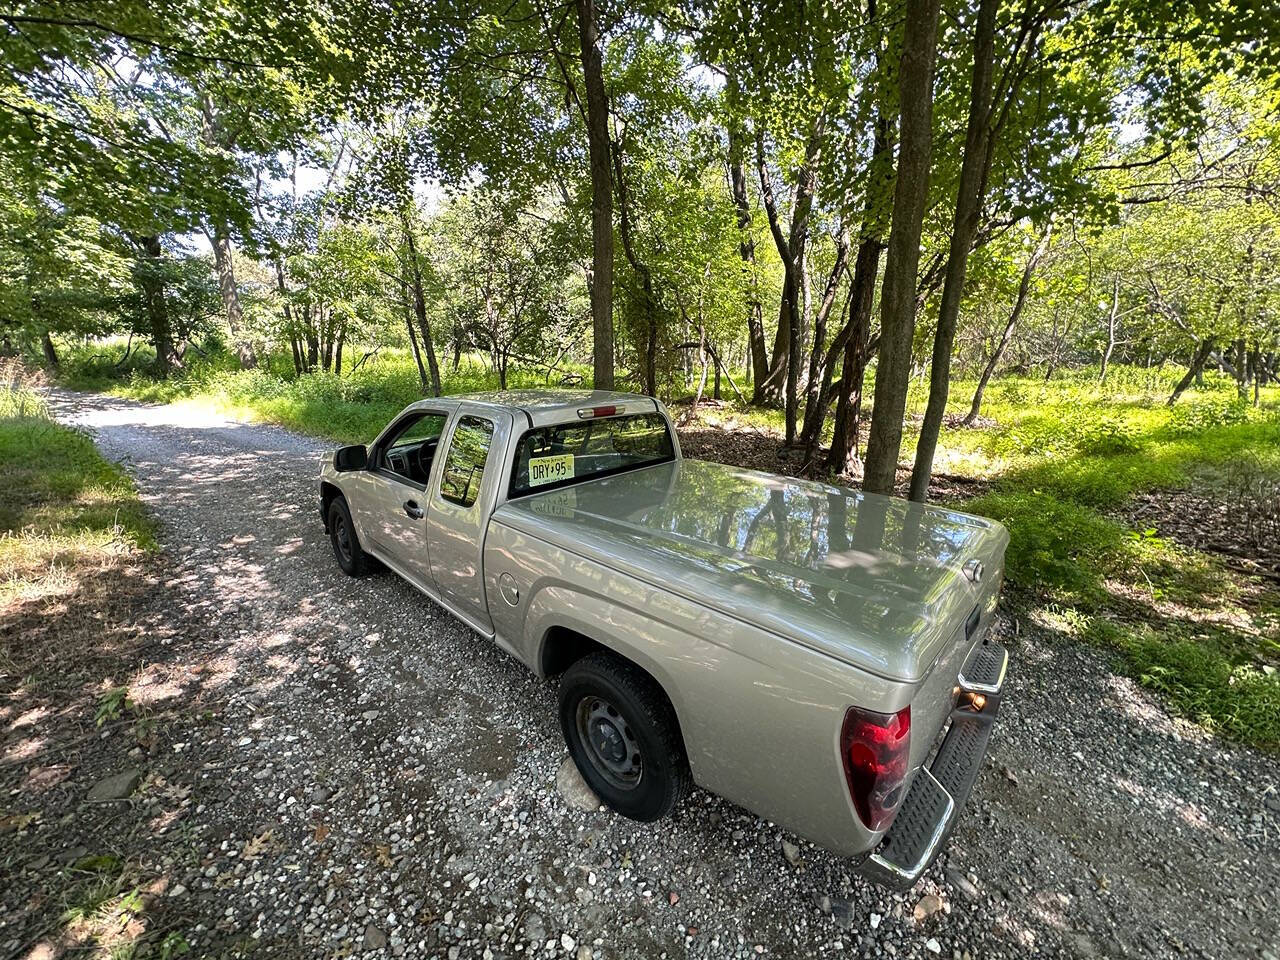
{"left": 528, "top": 453, "right": 575, "bottom": 486}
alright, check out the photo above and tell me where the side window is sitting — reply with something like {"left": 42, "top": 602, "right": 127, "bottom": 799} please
{"left": 438, "top": 416, "right": 495, "bottom": 508}
{"left": 378, "top": 412, "right": 447, "bottom": 484}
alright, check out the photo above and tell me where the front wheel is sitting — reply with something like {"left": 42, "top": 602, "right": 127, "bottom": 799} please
{"left": 328, "top": 497, "right": 371, "bottom": 577}
{"left": 558, "top": 652, "right": 691, "bottom": 822}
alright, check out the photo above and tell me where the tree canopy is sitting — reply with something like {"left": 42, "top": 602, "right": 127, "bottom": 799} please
{"left": 4, "top": 0, "right": 1280, "bottom": 495}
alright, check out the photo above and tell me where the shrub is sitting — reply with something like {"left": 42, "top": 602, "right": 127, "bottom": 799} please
{"left": 967, "top": 490, "right": 1126, "bottom": 601}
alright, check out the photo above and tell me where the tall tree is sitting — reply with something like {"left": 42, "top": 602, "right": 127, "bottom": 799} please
{"left": 862, "top": 0, "right": 943, "bottom": 495}
{"left": 907, "top": 0, "right": 999, "bottom": 502}
{"left": 576, "top": 0, "right": 615, "bottom": 389}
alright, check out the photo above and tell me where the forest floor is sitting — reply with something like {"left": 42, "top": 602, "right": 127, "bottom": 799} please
{"left": 0, "top": 383, "right": 1277, "bottom": 960}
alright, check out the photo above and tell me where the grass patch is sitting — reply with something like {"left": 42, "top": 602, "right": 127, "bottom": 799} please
{"left": 1, "top": 365, "right": 153, "bottom": 607}
{"left": 955, "top": 371, "right": 1280, "bottom": 749}
{"left": 965, "top": 490, "right": 1128, "bottom": 602}
{"left": 57, "top": 341, "right": 592, "bottom": 445}
{"left": 1084, "top": 616, "right": 1280, "bottom": 748}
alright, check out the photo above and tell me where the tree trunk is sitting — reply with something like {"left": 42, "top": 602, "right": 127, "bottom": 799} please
{"left": 1235, "top": 337, "right": 1248, "bottom": 399}
{"left": 1099, "top": 275, "right": 1120, "bottom": 384}
{"left": 963, "top": 225, "right": 1051, "bottom": 425}
{"left": 135, "top": 234, "right": 182, "bottom": 377}
{"left": 1168, "top": 338, "right": 1216, "bottom": 406}
{"left": 828, "top": 237, "right": 885, "bottom": 475}
{"left": 404, "top": 300, "right": 429, "bottom": 391}
{"left": 577, "top": 0, "right": 614, "bottom": 390}
{"left": 862, "top": 0, "right": 943, "bottom": 496}
{"left": 907, "top": 0, "right": 998, "bottom": 503}
{"left": 321, "top": 309, "right": 334, "bottom": 372}
{"left": 690, "top": 318, "right": 709, "bottom": 412}
{"left": 728, "top": 111, "right": 769, "bottom": 401}
{"left": 274, "top": 259, "right": 302, "bottom": 371}
{"left": 826, "top": 32, "right": 892, "bottom": 478}
{"left": 41, "top": 330, "right": 59, "bottom": 368}
{"left": 199, "top": 93, "right": 255, "bottom": 370}
{"left": 796, "top": 232, "right": 853, "bottom": 466}
{"left": 757, "top": 123, "right": 821, "bottom": 431}
{"left": 210, "top": 225, "right": 255, "bottom": 368}
{"left": 761, "top": 275, "right": 792, "bottom": 406}
{"left": 1249, "top": 344, "right": 1260, "bottom": 406}
{"left": 613, "top": 141, "right": 659, "bottom": 396}
{"left": 786, "top": 242, "right": 809, "bottom": 445}
{"left": 402, "top": 215, "right": 442, "bottom": 395}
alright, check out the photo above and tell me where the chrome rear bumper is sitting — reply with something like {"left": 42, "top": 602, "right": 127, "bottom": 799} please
{"left": 857, "top": 639, "right": 1008, "bottom": 890}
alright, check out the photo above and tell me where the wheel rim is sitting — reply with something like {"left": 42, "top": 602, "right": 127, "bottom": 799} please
{"left": 333, "top": 514, "right": 352, "bottom": 563}
{"left": 576, "top": 696, "right": 643, "bottom": 791}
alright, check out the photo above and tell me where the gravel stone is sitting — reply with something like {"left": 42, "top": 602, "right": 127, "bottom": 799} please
{"left": 85, "top": 769, "right": 141, "bottom": 802}
{"left": 555, "top": 756, "right": 600, "bottom": 813}
{"left": 361, "top": 924, "right": 386, "bottom": 950}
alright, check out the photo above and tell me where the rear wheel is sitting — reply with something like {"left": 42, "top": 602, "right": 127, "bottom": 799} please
{"left": 559, "top": 652, "right": 691, "bottom": 822}
{"left": 328, "top": 497, "right": 370, "bottom": 577}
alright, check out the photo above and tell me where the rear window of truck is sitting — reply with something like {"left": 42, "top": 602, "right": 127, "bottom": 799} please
{"left": 509, "top": 412, "right": 675, "bottom": 498}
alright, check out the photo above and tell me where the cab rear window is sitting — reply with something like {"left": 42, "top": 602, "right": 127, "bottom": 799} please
{"left": 509, "top": 413, "right": 674, "bottom": 497}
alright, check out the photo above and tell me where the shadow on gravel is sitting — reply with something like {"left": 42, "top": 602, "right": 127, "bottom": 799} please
{"left": 0, "top": 549, "right": 252, "bottom": 958}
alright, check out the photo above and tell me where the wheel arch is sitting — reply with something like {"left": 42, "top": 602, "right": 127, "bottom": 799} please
{"left": 537, "top": 622, "right": 690, "bottom": 765}
{"left": 320, "top": 480, "right": 344, "bottom": 531}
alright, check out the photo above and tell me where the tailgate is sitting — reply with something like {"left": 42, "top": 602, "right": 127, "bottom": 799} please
{"left": 904, "top": 557, "right": 1005, "bottom": 776}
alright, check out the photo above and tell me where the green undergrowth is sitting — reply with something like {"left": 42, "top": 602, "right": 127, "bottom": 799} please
{"left": 58, "top": 341, "right": 591, "bottom": 445}
{"left": 0, "top": 377, "right": 154, "bottom": 600}
{"left": 956, "top": 372, "right": 1280, "bottom": 748}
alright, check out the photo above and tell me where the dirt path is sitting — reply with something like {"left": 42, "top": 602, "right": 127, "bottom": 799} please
{"left": 4, "top": 389, "right": 1277, "bottom": 960}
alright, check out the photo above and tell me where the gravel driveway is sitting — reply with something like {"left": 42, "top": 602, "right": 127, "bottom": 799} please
{"left": 8, "top": 389, "right": 1278, "bottom": 960}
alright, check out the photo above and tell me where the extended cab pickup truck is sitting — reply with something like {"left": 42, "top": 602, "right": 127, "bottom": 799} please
{"left": 319, "top": 390, "right": 1010, "bottom": 889}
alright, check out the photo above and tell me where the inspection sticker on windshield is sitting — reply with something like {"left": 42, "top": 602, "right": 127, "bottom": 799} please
{"left": 528, "top": 453, "right": 574, "bottom": 486}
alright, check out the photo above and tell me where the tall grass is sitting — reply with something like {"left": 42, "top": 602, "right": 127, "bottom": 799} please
{"left": 0, "top": 358, "right": 49, "bottom": 418}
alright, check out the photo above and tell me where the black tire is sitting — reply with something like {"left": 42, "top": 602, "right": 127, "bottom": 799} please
{"left": 328, "top": 497, "right": 371, "bottom": 577}
{"left": 559, "top": 651, "right": 691, "bottom": 822}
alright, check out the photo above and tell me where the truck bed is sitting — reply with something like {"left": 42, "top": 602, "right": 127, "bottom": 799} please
{"left": 494, "top": 458, "right": 1008, "bottom": 684}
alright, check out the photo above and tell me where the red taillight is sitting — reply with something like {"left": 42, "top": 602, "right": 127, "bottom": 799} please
{"left": 841, "top": 705, "right": 911, "bottom": 832}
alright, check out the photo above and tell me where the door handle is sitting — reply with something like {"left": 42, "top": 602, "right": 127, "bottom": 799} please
{"left": 403, "top": 500, "right": 424, "bottom": 520}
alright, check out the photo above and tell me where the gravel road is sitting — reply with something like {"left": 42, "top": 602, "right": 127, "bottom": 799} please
{"left": 10, "top": 389, "right": 1278, "bottom": 960}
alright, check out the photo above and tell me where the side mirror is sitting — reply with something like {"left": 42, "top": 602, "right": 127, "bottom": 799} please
{"left": 334, "top": 444, "right": 368, "bottom": 472}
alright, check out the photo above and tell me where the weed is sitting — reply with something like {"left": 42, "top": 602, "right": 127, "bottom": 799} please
{"left": 95, "top": 687, "right": 132, "bottom": 726}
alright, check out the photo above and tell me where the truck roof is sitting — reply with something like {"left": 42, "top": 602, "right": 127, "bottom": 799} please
{"left": 433, "top": 389, "right": 660, "bottom": 428}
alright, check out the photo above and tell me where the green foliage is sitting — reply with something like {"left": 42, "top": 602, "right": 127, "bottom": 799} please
{"left": 1084, "top": 617, "right": 1280, "bottom": 749}
{"left": 1165, "top": 395, "right": 1255, "bottom": 435}
{"left": 160, "top": 933, "right": 192, "bottom": 959}
{"left": 967, "top": 490, "right": 1124, "bottom": 601}
{"left": 94, "top": 687, "right": 132, "bottom": 726}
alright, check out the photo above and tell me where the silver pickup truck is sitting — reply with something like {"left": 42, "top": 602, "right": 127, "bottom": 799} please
{"left": 318, "top": 390, "right": 1009, "bottom": 889}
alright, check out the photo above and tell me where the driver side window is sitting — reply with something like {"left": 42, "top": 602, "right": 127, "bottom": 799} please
{"left": 378, "top": 412, "right": 448, "bottom": 485}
